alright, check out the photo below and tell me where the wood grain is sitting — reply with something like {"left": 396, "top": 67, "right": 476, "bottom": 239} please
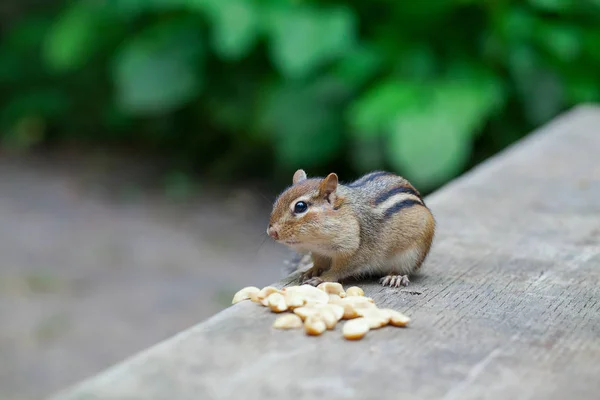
{"left": 50, "top": 105, "right": 600, "bottom": 400}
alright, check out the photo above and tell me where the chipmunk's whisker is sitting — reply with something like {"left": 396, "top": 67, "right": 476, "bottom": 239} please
{"left": 254, "top": 232, "right": 270, "bottom": 254}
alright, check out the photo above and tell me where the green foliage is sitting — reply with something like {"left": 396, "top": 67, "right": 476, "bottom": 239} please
{"left": 112, "top": 19, "right": 204, "bottom": 114}
{"left": 204, "top": 0, "right": 260, "bottom": 60}
{"left": 43, "top": 2, "right": 109, "bottom": 73}
{"left": 265, "top": 4, "right": 357, "bottom": 79}
{"left": 2, "top": 0, "right": 600, "bottom": 191}
{"left": 370, "top": 68, "right": 504, "bottom": 188}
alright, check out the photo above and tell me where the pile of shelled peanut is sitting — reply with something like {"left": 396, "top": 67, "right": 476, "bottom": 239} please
{"left": 232, "top": 282, "right": 410, "bottom": 340}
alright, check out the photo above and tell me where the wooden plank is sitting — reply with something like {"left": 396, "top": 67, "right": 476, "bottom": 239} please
{"left": 50, "top": 105, "right": 600, "bottom": 400}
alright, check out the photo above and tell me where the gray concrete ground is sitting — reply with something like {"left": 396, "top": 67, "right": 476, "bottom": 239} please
{"left": 0, "top": 152, "right": 288, "bottom": 400}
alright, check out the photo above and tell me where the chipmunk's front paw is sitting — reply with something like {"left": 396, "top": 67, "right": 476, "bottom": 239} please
{"left": 380, "top": 274, "right": 410, "bottom": 288}
{"left": 300, "top": 266, "right": 324, "bottom": 284}
{"left": 302, "top": 276, "right": 325, "bottom": 286}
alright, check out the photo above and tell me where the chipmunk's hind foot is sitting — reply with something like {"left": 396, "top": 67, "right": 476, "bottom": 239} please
{"left": 380, "top": 274, "right": 410, "bottom": 288}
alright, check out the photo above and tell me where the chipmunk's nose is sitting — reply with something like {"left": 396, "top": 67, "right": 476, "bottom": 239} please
{"left": 267, "top": 225, "right": 279, "bottom": 240}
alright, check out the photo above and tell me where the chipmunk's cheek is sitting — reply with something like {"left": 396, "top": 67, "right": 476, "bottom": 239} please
{"left": 299, "top": 214, "right": 316, "bottom": 235}
{"left": 279, "top": 225, "right": 297, "bottom": 243}
{"left": 277, "top": 226, "right": 289, "bottom": 240}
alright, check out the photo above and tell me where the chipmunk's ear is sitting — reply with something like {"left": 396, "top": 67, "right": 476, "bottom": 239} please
{"left": 293, "top": 169, "right": 307, "bottom": 184}
{"left": 319, "top": 173, "right": 338, "bottom": 203}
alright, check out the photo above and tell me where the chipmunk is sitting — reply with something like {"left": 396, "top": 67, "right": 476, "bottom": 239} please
{"left": 267, "top": 169, "right": 435, "bottom": 287}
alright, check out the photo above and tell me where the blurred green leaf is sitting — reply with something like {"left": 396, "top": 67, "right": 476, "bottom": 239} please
{"left": 3, "top": 15, "right": 53, "bottom": 51}
{"left": 565, "top": 73, "right": 600, "bottom": 103}
{"left": 111, "top": 19, "right": 204, "bottom": 115}
{"left": 275, "top": 125, "right": 343, "bottom": 168}
{"left": 1, "top": 89, "right": 69, "bottom": 128}
{"left": 508, "top": 45, "right": 565, "bottom": 125}
{"left": 334, "top": 44, "right": 384, "bottom": 88}
{"left": 349, "top": 63, "right": 505, "bottom": 142}
{"left": 535, "top": 22, "right": 581, "bottom": 62}
{"left": 348, "top": 80, "right": 423, "bottom": 137}
{"left": 349, "top": 137, "right": 385, "bottom": 172}
{"left": 499, "top": 6, "right": 536, "bottom": 43}
{"left": 43, "top": 3, "right": 109, "bottom": 73}
{"left": 583, "top": 30, "right": 600, "bottom": 62}
{"left": 0, "top": 48, "right": 22, "bottom": 84}
{"left": 393, "top": 44, "right": 437, "bottom": 80}
{"left": 266, "top": 5, "right": 357, "bottom": 78}
{"left": 527, "top": 0, "right": 573, "bottom": 13}
{"left": 112, "top": 0, "right": 192, "bottom": 17}
{"left": 567, "top": 87, "right": 599, "bottom": 106}
{"left": 202, "top": 0, "right": 260, "bottom": 60}
{"left": 442, "top": 64, "right": 506, "bottom": 137}
{"left": 259, "top": 77, "right": 347, "bottom": 167}
{"left": 520, "top": 68, "right": 565, "bottom": 125}
{"left": 372, "top": 71, "right": 504, "bottom": 188}
{"left": 386, "top": 112, "right": 472, "bottom": 190}
{"left": 587, "top": 0, "right": 600, "bottom": 10}
{"left": 0, "top": 15, "right": 53, "bottom": 81}
{"left": 391, "top": 1, "right": 454, "bottom": 24}
{"left": 204, "top": 84, "right": 259, "bottom": 135}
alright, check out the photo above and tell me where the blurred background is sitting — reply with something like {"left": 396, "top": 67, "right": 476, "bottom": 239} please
{"left": 1, "top": 0, "right": 599, "bottom": 399}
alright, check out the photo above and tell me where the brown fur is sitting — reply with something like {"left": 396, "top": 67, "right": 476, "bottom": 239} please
{"left": 268, "top": 170, "right": 436, "bottom": 287}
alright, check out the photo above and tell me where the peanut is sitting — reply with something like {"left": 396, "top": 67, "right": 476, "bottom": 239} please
{"left": 232, "top": 286, "right": 260, "bottom": 304}
{"left": 383, "top": 309, "right": 411, "bottom": 327}
{"left": 351, "top": 301, "right": 377, "bottom": 310}
{"left": 304, "top": 315, "right": 327, "bottom": 336}
{"left": 233, "top": 283, "right": 410, "bottom": 339}
{"left": 297, "top": 284, "right": 330, "bottom": 304}
{"left": 341, "top": 303, "right": 360, "bottom": 320}
{"left": 338, "top": 297, "right": 376, "bottom": 319}
{"left": 346, "top": 286, "right": 364, "bottom": 297}
{"left": 339, "top": 296, "right": 374, "bottom": 305}
{"left": 356, "top": 308, "right": 390, "bottom": 329}
{"left": 317, "top": 282, "right": 345, "bottom": 297}
{"left": 284, "top": 292, "right": 306, "bottom": 309}
{"left": 267, "top": 292, "right": 288, "bottom": 313}
{"left": 319, "top": 308, "right": 339, "bottom": 330}
{"left": 321, "top": 303, "right": 344, "bottom": 321}
{"left": 343, "top": 318, "right": 370, "bottom": 340}
{"left": 257, "top": 286, "right": 280, "bottom": 306}
{"left": 293, "top": 306, "right": 320, "bottom": 321}
{"left": 285, "top": 285, "right": 329, "bottom": 305}
{"left": 328, "top": 294, "right": 342, "bottom": 304}
{"left": 273, "top": 314, "right": 303, "bottom": 329}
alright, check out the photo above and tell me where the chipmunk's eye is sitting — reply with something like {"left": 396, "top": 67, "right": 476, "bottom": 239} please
{"left": 293, "top": 201, "right": 308, "bottom": 214}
